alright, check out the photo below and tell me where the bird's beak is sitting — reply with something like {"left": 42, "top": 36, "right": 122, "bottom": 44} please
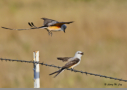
{"left": 81, "top": 52, "right": 84, "bottom": 55}
{"left": 63, "top": 30, "right": 65, "bottom": 33}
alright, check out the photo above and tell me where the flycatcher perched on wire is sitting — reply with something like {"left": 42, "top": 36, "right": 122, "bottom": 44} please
{"left": 49, "top": 51, "right": 83, "bottom": 78}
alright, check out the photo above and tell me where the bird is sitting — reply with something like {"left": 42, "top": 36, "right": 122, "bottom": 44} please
{"left": 1, "top": 18, "right": 73, "bottom": 36}
{"left": 49, "top": 51, "right": 83, "bottom": 78}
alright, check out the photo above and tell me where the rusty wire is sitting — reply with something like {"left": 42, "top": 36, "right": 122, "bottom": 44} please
{"left": 0, "top": 58, "right": 127, "bottom": 82}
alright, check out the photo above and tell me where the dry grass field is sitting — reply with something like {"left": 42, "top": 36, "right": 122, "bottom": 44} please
{"left": 0, "top": 0, "right": 127, "bottom": 88}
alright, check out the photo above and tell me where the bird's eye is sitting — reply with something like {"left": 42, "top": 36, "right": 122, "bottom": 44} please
{"left": 78, "top": 52, "right": 81, "bottom": 54}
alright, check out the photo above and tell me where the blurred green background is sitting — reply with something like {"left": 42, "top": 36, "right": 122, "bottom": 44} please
{"left": 0, "top": 0, "right": 127, "bottom": 88}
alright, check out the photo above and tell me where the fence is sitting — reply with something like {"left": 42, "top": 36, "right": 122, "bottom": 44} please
{"left": 0, "top": 51, "right": 127, "bottom": 88}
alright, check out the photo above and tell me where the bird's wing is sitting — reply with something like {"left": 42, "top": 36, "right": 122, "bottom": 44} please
{"left": 49, "top": 58, "right": 79, "bottom": 78}
{"left": 41, "top": 18, "right": 74, "bottom": 27}
{"left": 41, "top": 18, "right": 58, "bottom": 26}
{"left": 57, "top": 57, "right": 72, "bottom": 62}
{"left": 53, "top": 21, "right": 74, "bottom": 26}
{"left": 62, "top": 58, "right": 80, "bottom": 69}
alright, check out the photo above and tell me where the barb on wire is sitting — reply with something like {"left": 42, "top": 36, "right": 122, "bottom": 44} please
{"left": 0, "top": 58, "right": 127, "bottom": 82}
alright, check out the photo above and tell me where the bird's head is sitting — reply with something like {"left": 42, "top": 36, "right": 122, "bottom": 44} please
{"left": 74, "top": 51, "right": 84, "bottom": 58}
{"left": 61, "top": 24, "right": 67, "bottom": 33}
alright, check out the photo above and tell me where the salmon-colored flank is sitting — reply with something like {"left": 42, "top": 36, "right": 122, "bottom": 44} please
{"left": 48, "top": 26, "right": 61, "bottom": 30}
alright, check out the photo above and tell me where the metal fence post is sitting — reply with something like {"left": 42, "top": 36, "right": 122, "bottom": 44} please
{"left": 33, "top": 51, "right": 40, "bottom": 88}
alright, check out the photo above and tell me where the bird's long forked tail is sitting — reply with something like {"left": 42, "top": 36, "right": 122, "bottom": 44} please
{"left": 1, "top": 22, "right": 47, "bottom": 31}
{"left": 49, "top": 68, "right": 65, "bottom": 78}
{"left": 1, "top": 26, "right": 39, "bottom": 30}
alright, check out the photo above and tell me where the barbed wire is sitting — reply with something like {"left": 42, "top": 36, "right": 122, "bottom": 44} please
{"left": 0, "top": 58, "right": 127, "bottom": 82}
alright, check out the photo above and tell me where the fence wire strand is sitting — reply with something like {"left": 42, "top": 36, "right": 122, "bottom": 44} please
{"left": 0, "top": 58, "right": 127, "bottom": 82}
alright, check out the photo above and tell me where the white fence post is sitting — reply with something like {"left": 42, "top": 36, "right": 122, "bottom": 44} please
{"left": 33, "top": 51, "right": 40, "bottom": 88}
